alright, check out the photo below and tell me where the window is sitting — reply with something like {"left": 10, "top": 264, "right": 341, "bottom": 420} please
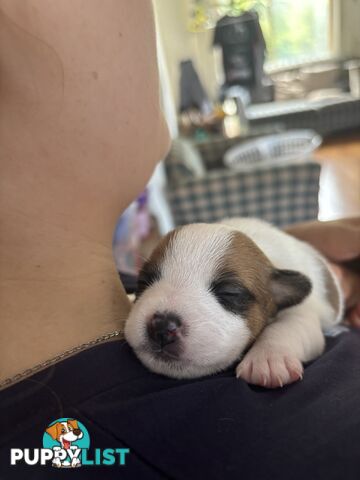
{"left": 188, "top": 0, "right": 332, "bottom": 68}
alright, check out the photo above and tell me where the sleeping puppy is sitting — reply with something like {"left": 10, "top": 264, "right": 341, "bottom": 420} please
{"left": 125, "top": 218, "right": 343, "bottom": 388}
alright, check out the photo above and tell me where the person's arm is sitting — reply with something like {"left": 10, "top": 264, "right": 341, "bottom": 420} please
{"left": 286, "top": 218, "right": 360, "bottom": 327}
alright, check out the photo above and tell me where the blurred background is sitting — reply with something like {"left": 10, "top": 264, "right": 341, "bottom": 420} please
{"left": 114, "top": 0, "right": 360, "bottom": 282}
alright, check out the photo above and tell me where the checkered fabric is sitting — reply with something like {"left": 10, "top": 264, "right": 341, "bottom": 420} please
{"left": 165, "top": 160, "right": 320, "bottom": 228}
{"left": 320, "top": 99, "right": 360, "bottom": 135}
{"left": 248, "top": 97, "right": 360, "bottom": 136}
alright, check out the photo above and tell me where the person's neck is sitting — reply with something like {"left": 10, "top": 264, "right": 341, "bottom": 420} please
{"left": 0, "top": 211, "right": 131, "bottom": 384}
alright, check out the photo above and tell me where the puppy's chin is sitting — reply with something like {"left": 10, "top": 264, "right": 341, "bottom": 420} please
{"left": 133, "top": 348, "right": 238, "bottom": 380}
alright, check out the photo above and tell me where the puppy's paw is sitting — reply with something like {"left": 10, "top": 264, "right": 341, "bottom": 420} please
{"left": 52, "top": 458, "right": 62, "bottom": 468}
{"left": 236, "top": 348, "right": 303, "bottom": 388}
{"left": 71, "top": 458, "right": 81, "bottom": 468}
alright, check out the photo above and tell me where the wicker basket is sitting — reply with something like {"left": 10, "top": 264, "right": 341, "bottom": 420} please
{"left": 224, "top": 130, "right": 322, "bottom": 170}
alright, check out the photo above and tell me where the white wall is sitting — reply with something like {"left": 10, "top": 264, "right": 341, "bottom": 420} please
{"left": 153, "top": 0, "right": 218, "bottom": 107}
{"left": 339, "top": 0, "right": 360, "bottom": 56}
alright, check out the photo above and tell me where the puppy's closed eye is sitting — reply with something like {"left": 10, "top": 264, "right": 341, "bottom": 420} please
{"left": 209, "top": 273, "right": 255, "bottom": 315}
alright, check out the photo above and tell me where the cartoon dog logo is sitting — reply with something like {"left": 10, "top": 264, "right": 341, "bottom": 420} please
{"left": 45, "top": 419, "right": 84, "bottom": 468}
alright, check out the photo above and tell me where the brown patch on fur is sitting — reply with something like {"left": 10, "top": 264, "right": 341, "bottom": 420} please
{"left": 221, "top": 231, "right": 277, "bottom": 338}
{"left": 136, "top": 229, "right": 180, "bottom": 297}
{"left": 45, "top": 420, "right": 80, "bottom": 441}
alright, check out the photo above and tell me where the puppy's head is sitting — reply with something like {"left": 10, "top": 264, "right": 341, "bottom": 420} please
{"left": 125, "top": 223, "right": 311, "bottom": 379}
{"left": 45, "top": 420, "right": 83, "bottom": 444}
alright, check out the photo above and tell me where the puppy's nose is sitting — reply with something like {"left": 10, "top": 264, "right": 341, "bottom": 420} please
{"left": 73, "top": 429, "right": 81, "bottom": 436}
{"left": 147, "top": 312, "right": 182, "bottom": 347}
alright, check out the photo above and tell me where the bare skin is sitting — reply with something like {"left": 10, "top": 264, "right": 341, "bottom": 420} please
{"left": 0, "top": 1, "right": 170, "bottom": 383}
{"left": 286, "top": 218, "right": 360, "bottom": 327}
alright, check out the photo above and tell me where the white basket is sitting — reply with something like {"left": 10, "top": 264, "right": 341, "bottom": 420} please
{"left": 224, "top": 130, "right": 322, "bottom": 170}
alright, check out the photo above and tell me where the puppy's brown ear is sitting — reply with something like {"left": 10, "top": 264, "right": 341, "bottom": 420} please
{"left": 270, "top": 269, "right": 312, "bottom": 311}
{"left": 45, "top": 423, "right": 60, "bottom": 440}
{"left": 68, "top": 419, "right": 79, "bottom": 430}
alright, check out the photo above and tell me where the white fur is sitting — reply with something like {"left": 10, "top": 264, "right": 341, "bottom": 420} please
{"left": 125, "top": 218, "right": 343, "bottom": 388}
{"left": 125, "top": 224, "right": 251, "bottom": 378}
{"left": 51, "top": 422, "right": 83, "bottom": 468}
{"left": 57, "top": 422, "right": 83, "bottom": 448}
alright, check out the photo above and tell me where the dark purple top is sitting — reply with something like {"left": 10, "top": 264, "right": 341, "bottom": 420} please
{"left": 1, "top": 330, "right": 359, "bottom": 479}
